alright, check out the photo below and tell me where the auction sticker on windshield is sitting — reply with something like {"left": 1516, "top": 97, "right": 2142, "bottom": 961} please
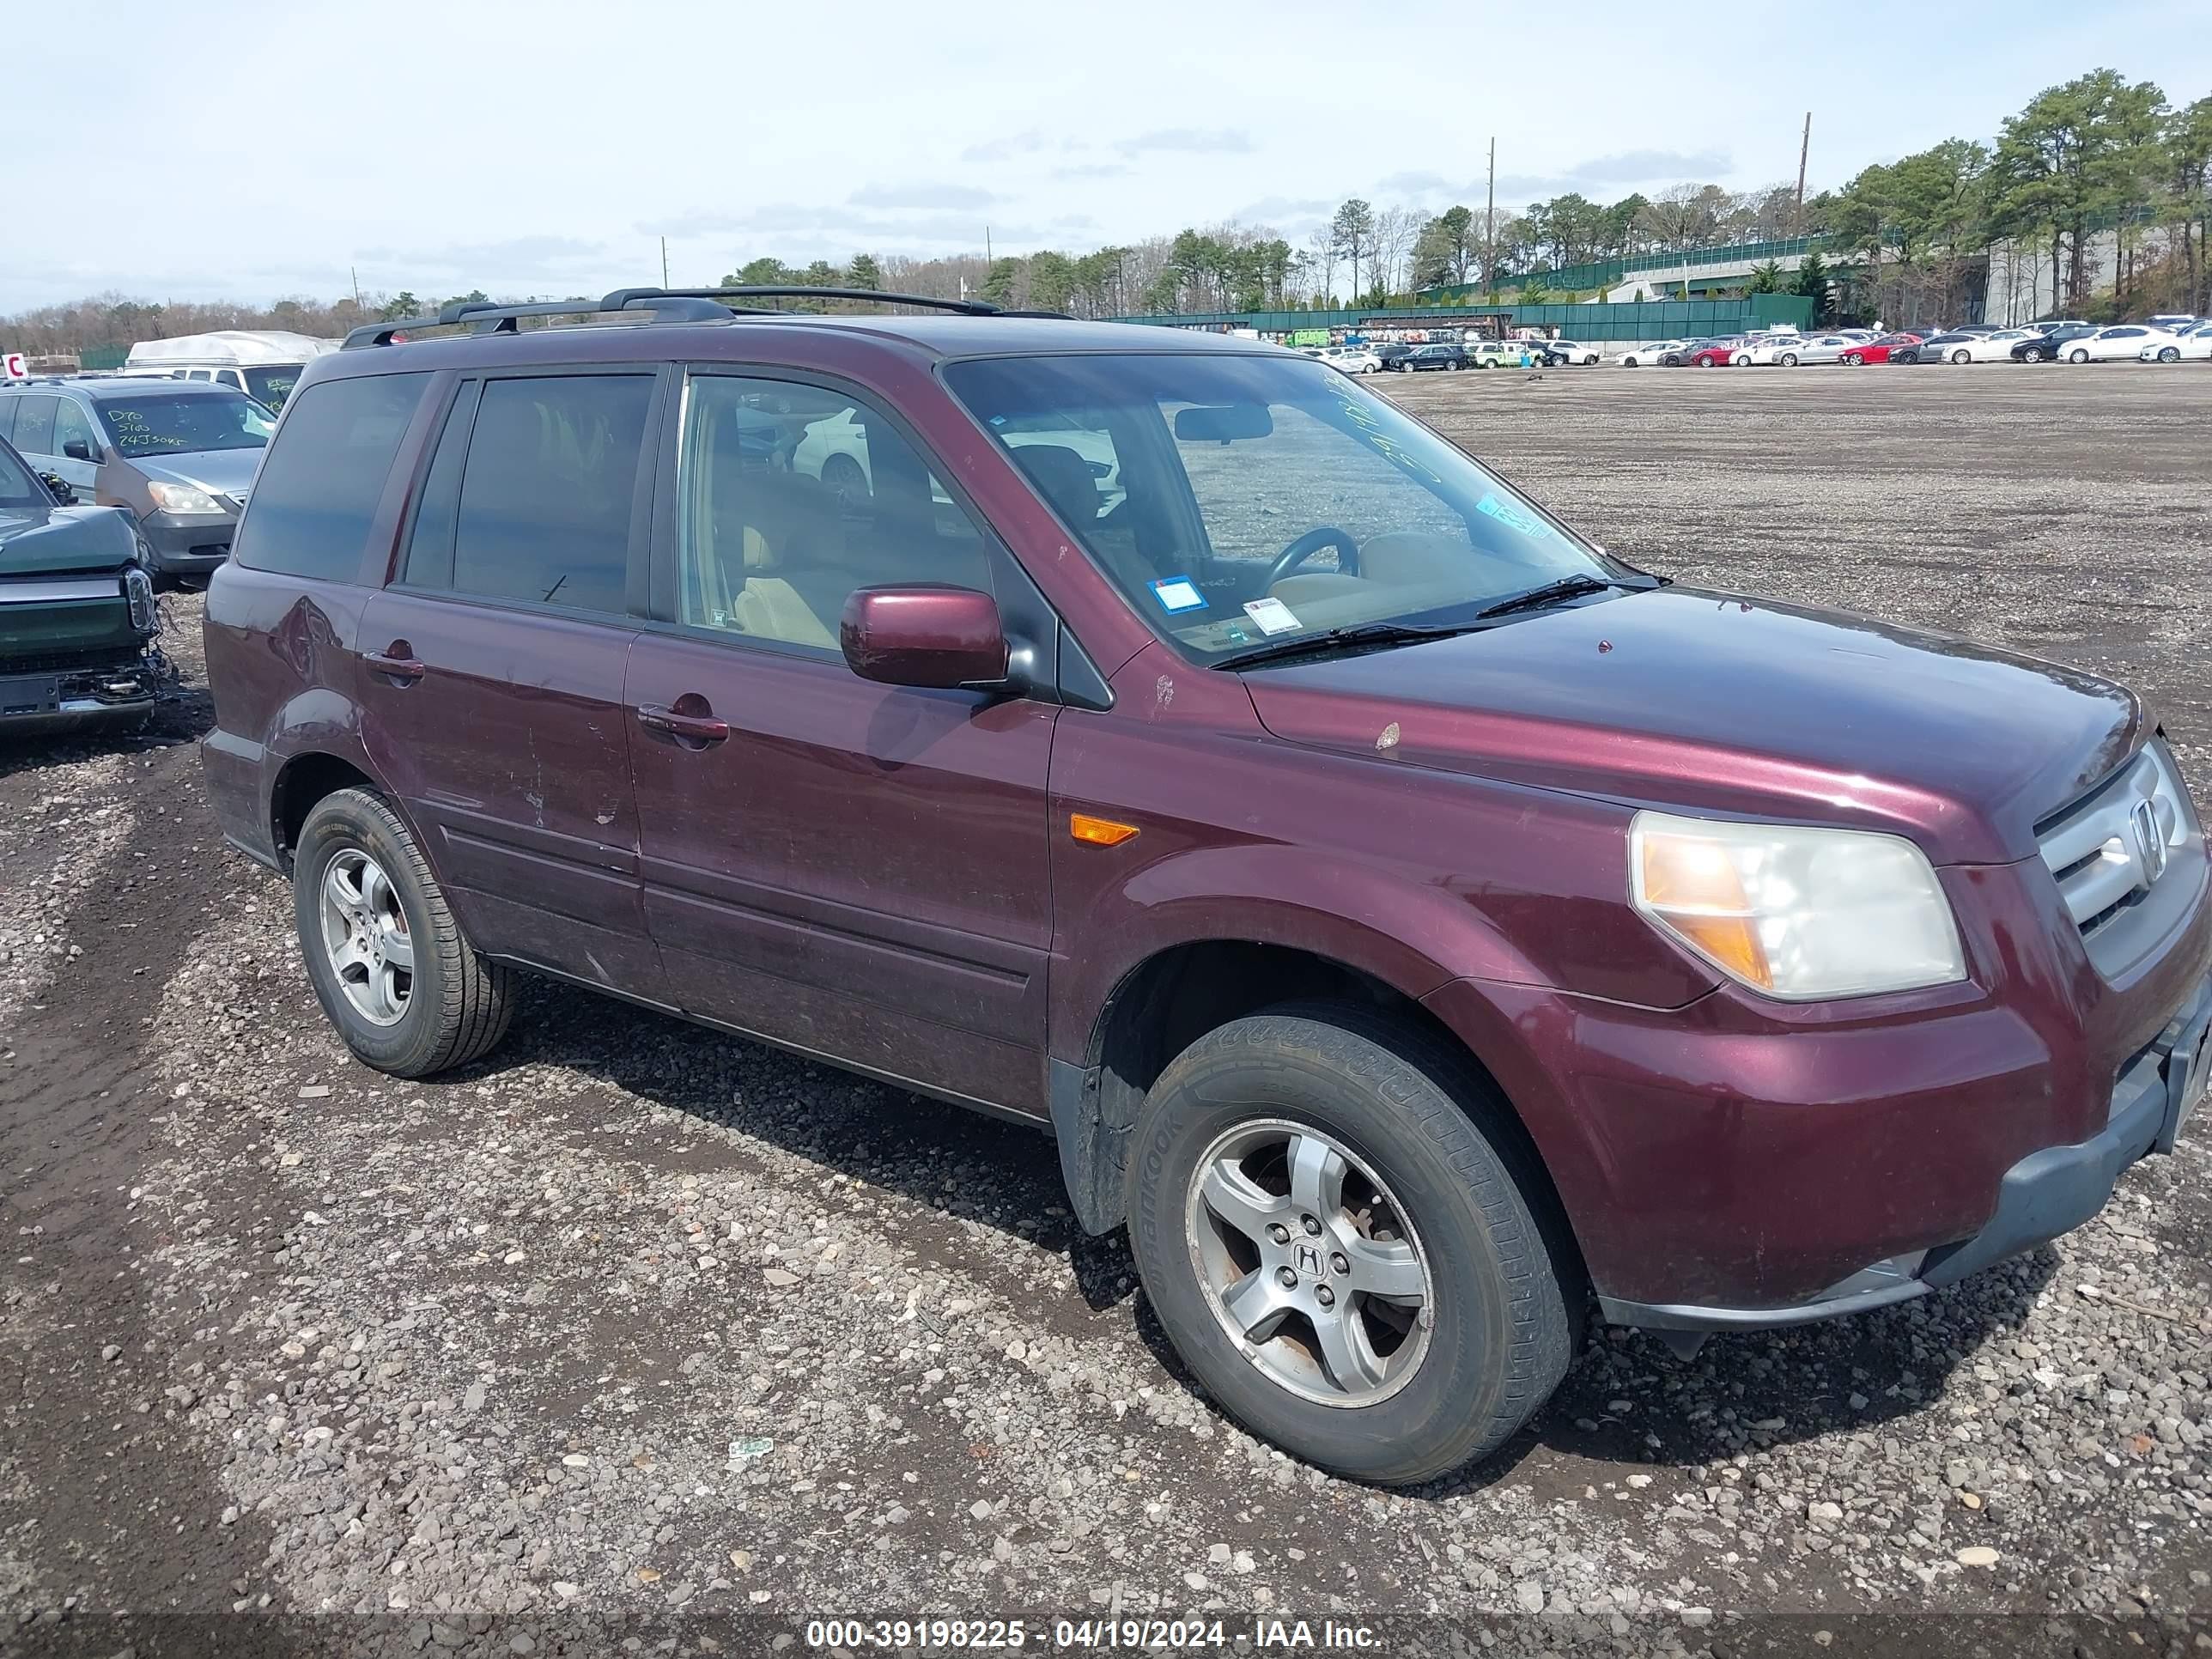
{"left": 1149, "top": 575, "right": 1207, "bottom": 613}
{"left": 1243, "top": 597, "right": 1300, "bottom": 635}
{"left": 1475, "top": 490, "right": 1561, "bottom": 543}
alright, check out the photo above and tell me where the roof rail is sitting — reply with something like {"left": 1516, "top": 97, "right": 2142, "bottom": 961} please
{"left": 340, "top": 282, "right": 1042, "bottom": 350}
{"left": 609, "top": 284, "right": 1003, "bottom": 316}
{"left": 342, "top": 290, "right": 744, "bottom": 350}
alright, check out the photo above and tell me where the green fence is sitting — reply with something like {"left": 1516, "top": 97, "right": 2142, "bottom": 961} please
{"left": 81, "top": 345, "right": 128, "bottom": 370}
{"left": 1113, "top": 293, "right": 1813, "bottom": 344}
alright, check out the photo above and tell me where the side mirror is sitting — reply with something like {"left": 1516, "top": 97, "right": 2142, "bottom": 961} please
{"left": 62, "top": 437, "right": 94, "bottom": 462}
{"left": 40, "top": 472, "right": 74, "bottom": 506}
{"left": 840, "top": 585, "right": 1009, "bottom": 690}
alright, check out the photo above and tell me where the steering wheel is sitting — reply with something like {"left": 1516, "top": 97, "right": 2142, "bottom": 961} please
{"left": 1264, "top": 526, "right": 1361, "bottom": 588}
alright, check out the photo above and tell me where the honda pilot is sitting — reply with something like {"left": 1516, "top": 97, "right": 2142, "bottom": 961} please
{"left": 200, "top": 286, "right": 2212, "bottom": 1486}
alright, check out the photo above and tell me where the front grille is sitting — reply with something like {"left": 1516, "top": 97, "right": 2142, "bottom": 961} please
{"left": 2037, "top": 745, "right": 2191, "bottom": 942}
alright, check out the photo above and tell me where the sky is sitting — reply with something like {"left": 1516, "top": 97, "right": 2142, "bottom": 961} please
{"left": 3, "top": 0, "right": 2207, "bottom": 313}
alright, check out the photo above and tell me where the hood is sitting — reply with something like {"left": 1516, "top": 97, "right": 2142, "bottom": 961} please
{"left": 1240, "top": 586, "right": 2139, "bottom": 864}
{"left": 139, "top": 447, "right": 263, "bottom": 502}
{"left": 0, "top": 501, "right": 142, "bottom": 577}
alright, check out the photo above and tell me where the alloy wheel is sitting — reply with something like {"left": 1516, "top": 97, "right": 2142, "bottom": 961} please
{"left": 1184, "top": 1119, "right": 1434, "bottom": 1407}
{"left": 319, "top": 848, "right": 414, "bottom": 1026}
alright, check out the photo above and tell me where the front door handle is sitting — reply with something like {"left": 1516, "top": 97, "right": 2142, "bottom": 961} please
{"left": 363, "top": 642, "right": 426, "bottom": 683}
{"left": 637, "top": 700, "right": 730, "bottom": 745}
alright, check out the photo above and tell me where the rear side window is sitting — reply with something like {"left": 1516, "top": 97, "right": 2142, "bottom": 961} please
{"left": 446, "top": 374, "right": 653, "bottom": 615}
{"left": 10, "top": 396, "right": 57, "bottom": 458}
{"left": 232, "top": 373, "right": 429, "bottom": 583}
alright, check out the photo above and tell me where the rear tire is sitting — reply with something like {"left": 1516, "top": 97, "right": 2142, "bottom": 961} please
{"left": 1126, "top": 1003, "right": 1574, "bottom": 1486}
{"left": 293, "top": 787, "right": 514, "bottom": 1079}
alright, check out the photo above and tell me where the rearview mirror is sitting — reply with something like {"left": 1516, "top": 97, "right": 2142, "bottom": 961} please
{"left": 841, "top": 585, "right": 1009, "bottom": 690}
{"left": 1172, "top": 404, "right": 1273, "bottom": 444}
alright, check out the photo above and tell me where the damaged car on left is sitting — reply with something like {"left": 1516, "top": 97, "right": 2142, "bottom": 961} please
{"left": 0, "top": 428, "right": 172, "bottom": 735}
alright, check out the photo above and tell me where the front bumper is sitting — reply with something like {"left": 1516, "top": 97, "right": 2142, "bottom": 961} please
{"left": 1596, "top": 974, "right": 2212, "bottom": 1332}
{"left": 0, "top": 654, "right": 170, "bottom": 735}
{"left": 139, "top": 511, "right": 237, "bottom": 576}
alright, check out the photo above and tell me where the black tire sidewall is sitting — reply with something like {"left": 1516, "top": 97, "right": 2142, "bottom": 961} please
{"left": 1127, "top": 1014, "right": 1555, "bottom": 1484}
{"left": 293, "top": 792, "right": 446, "bottom": 1074}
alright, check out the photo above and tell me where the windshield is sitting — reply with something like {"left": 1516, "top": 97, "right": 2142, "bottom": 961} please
{"left": 0, "top": 440, "right": 46, "bottom": 512}
{"left": 243, "top": 366, "right": 303, "bottom": 411}
{"left": 943, "top": 351, "right": 1616, "bottom": 663}
{"left": 97, "top": 391, "right": 273, "bottom": 459}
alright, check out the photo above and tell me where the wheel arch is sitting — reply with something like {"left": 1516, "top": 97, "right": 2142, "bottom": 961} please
{"left": 1051, "top": 929, "right": 1584, "bottom": 1297}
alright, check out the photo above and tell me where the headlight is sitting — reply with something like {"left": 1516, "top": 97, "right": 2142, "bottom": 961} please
{"left": 124, "top": 566, "right": 155, "bottom": 631}
{"left": 1630, "top": 811, "right": 1965, "bottom": 1000}
{"left": 145, "top": 480, "right": 226, "bottom": 515}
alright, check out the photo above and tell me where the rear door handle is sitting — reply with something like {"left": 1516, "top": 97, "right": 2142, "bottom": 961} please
{"left": 637, "top": 702, "right": 730, "bottom": 745}
{"left": 363, "top": 644, "right": 425, "bottom": 683}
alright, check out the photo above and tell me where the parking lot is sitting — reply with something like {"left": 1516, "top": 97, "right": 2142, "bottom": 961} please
{"left": 3, "top": 366, "right": 2209, "bottom": 1657}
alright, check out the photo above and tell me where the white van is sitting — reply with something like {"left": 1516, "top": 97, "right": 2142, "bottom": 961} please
{"left": 121, "top": 331, "right": 338, "bottom": 410}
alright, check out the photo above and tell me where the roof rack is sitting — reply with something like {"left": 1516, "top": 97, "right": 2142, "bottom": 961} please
{"left": 343, "top": 283, "right": 1041, "bottom": 349}
{"left": 609, "top": 284, "right": 1004, "bottom": 316}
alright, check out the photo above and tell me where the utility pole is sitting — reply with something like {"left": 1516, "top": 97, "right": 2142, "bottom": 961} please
{"left": 350, "top": 267, "right": 362, "bottom": 307}
{"left": 660, "top": 237, "right": 670, "bottom": 287}
{"left": 1795, "top": 112, "right": 1812, "bottom": 236}
{"left": 1484, "top": 137, "right": 1496, "bottom": 292}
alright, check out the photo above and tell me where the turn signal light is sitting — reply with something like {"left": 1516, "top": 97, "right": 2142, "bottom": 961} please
{"left": 1070, "top": 813, "right": 1139, "bottom": 847}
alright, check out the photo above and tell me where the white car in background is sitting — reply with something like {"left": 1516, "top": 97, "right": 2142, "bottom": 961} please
{"left": 2057, "top": 325, "right": 2164, "bottom": 362}
{"left": 1543, "top": 340, "right": 1603, "bottom": 366}
{"left": 2141, "top": 321, "right": 2212, "bottom": 362}
{"left": 1952, "top": 327, "right": 2041, "bottom": 362}
{"left": 1612, "top": 340, "right": 1685, "bottom": 367}
{"left": 1319, "top": 345, "right": 1385, "bottom": 374}
{"left": 1787, "top": 334, "right": 1869, "bottom": 364}
{"left": 1738, "top": 334, "right": 1808, "bottom": 365}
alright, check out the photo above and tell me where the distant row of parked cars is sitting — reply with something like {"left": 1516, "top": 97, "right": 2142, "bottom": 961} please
{"left": 1306, "top": 338, "right": 1616, "bottom": 374}
{"left": 1606, "top": 317, "right": 2212, "bottom": 369}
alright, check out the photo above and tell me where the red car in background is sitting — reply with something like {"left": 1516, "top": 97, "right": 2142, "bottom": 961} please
{"left": 1838, "top": 332, "right": 1927, "bottom": 366}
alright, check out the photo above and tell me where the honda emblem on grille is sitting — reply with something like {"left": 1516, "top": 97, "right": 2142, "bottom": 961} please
{"left": 2130, "top": 798, "right": 2166, "bottom": 887}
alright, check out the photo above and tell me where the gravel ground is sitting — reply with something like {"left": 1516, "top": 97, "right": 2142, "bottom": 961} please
{"left": 2, "top": 365, "right": 2209, "bottom": 1657}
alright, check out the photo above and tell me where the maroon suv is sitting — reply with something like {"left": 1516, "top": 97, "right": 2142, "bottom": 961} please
{"left": 201, "top": 286, "right": 2212, "bottom": 1486}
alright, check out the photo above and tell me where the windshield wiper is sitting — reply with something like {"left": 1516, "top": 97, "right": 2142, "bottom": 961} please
{"left": 1212, "top": 620, "right": 1484, "bottom": 672}
{"left": 1473, "top": 573, "right": 1619, "bottom": 621}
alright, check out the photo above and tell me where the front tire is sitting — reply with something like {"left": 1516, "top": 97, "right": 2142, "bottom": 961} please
{"left": 1127, "top": 1004, "right": 1574, "bottom": 1486}
{"left": 1951, "top": 349, "right": 1971, "bottom": 364}
{"left": 2159, "top": 347, "right": 2180, "bottom": 363}
{"left": 1844, "top": 352, "right": 1864, "bottom": 366}
{"left": 2069, "top": 348, "right": 2090, "bottom": 363}
{"left": 1779, "top": 352, "right": 1799, "bottom": 367}
{"left": 293, "top": 787, "right": 514, "bottom": 1078}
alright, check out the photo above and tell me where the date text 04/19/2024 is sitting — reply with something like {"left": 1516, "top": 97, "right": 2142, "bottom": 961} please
{"left": 802, "top": 1619, "right": 1381, "bottom": 1650}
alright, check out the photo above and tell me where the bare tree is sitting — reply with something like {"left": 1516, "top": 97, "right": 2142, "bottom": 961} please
{"left": 1370, "top": 207, "right": 1418, "bottom": 298}
{"left": 1304, "top": 226, "right": 1340, "bottom": 304}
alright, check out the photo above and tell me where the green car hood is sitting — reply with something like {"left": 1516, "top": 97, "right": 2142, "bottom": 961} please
{"left": 0, "top": 502, "right": 142, "bottom": 576}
